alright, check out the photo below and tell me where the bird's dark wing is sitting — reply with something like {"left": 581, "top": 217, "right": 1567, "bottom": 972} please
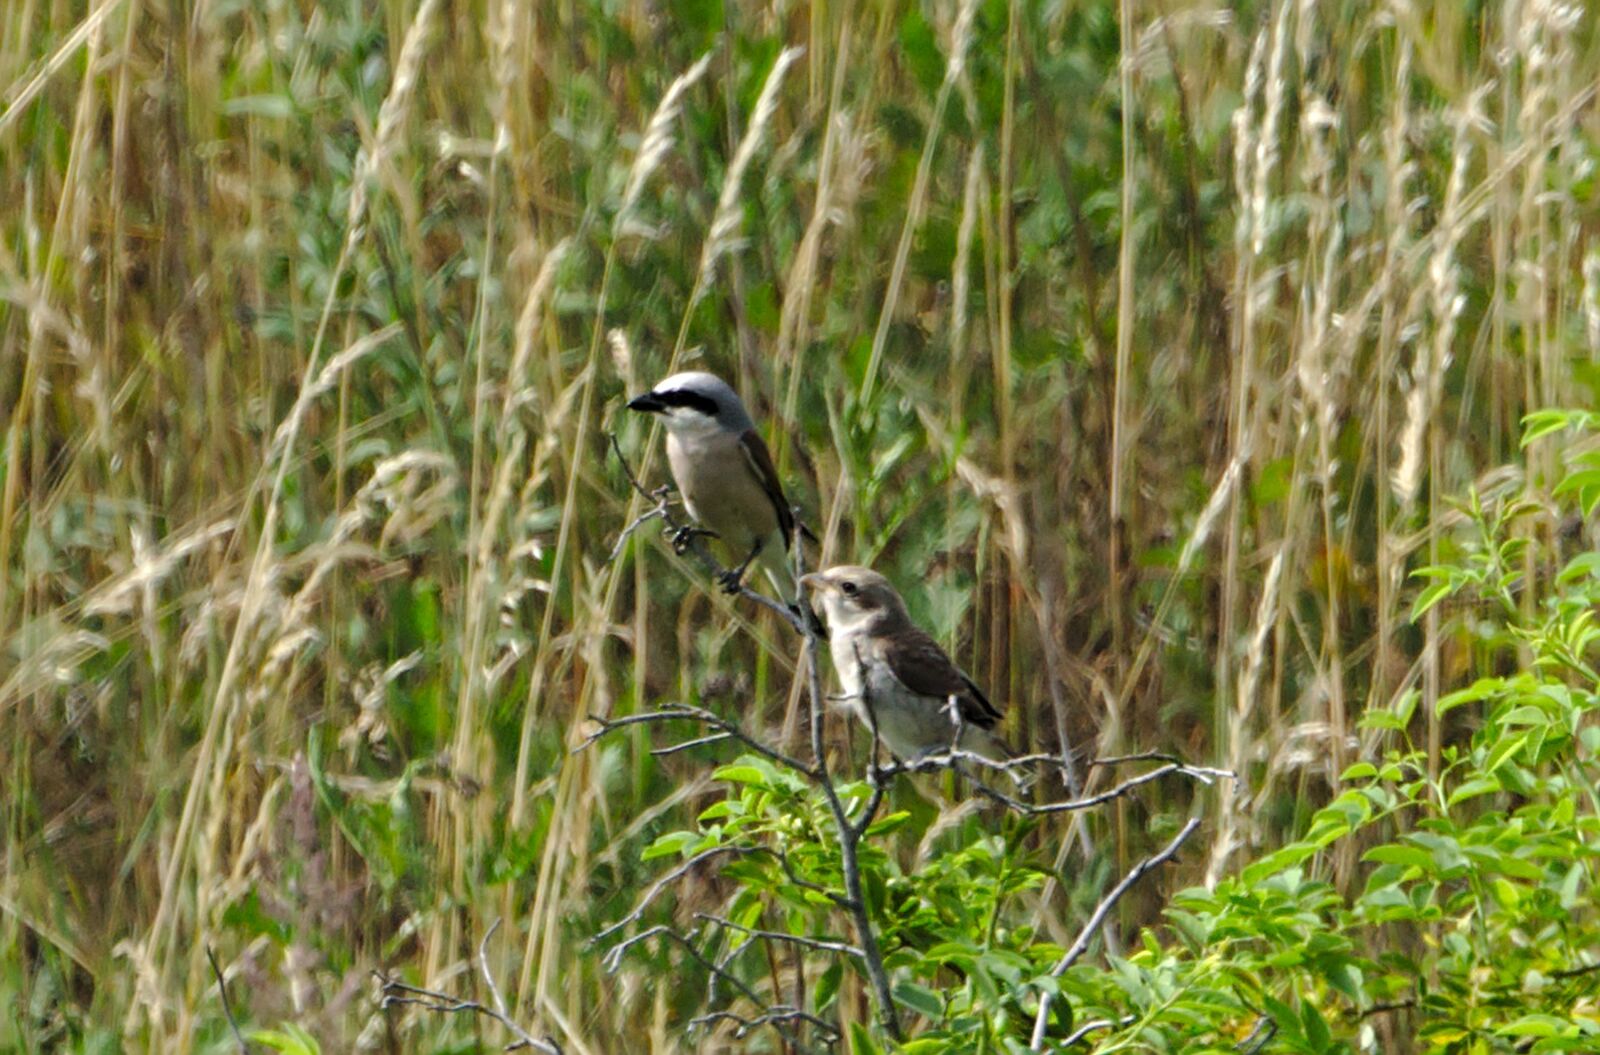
{"left": 738, "top": 428, "right": 797, "bottom": 551}
{"left": 882, "top": 628, "right": 1003, "bottom": 729}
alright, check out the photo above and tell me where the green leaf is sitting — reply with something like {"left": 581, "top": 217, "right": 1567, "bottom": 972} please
{"left": 1521, "top": 409, "right": 1586, "bottom": 447}
{"left": 712, "top": 764, "right": 770, "bottom": 787}
{"left": 1438, "top": 677, "right": 1505, "bottom": 715}
{"left": 1558, "top": 552, "right": 1600, "bottom": 583}
{"left": 1446, "top": 776, "right": 1500, "bottom": 806}
{"left": 865, "top": 811, "right": 912, "bottom": 837}
{"left": 641, "top": 830, "right": 698, "bottom": 861}
{"left": 892, "top": 980, "right": 944, "bottom": 1018}
{"left": 1498, "top": 1015, "right": 1569, "bottom": 1038}
{"left": 1410, "top": 580, "right": 1455, "bottom": 622}
{"left": 1241, "top": 843, "right": 1317, "bottom": 886}
{"left": 1341, "top": 762, "right": 1378, "bottom": 781}
{"left": 848, "top": 1021, "right": 883, "bottom": 1055}
{"left": 1302, "top": 1001, "right": 1333, "bottom": 1053}
{"left": 248, "top": 1025, "right": 321, "bottom": 1055}
{"left": 1363, "top": 844, "right": 1433, "bottom": 871}
{"left": 814, "top": 962, "right": 843, "bottom": 1012}
{"left": 1553, "top": 468, "right": 1600, "bottom": 497}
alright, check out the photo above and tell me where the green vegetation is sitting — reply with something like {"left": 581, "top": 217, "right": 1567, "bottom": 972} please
{"left": 3, "top": 0, "right": 1599, "bottom": 1051}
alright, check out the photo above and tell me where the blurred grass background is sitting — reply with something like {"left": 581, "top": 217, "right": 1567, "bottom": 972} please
{"left": 2, "top": 0, "right": 1598, "bottom": 1049}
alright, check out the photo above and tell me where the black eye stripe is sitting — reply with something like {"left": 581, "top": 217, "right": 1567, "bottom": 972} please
{"left": 653, "top": 390, "right": 720, "bottom": 417}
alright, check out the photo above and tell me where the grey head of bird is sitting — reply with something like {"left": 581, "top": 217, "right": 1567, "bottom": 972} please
{"left": 625, "top": 371, "right": 756, "bottom": 438}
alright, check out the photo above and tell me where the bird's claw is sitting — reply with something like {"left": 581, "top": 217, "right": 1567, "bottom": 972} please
{"left": 670, "top": 525, "right": 715, "bottom": 555}
{"left": 715, "top": 567, "right": 746, "bottom": 594}
{"left": 792, "top": 602, "right": 825, "bottom": 636}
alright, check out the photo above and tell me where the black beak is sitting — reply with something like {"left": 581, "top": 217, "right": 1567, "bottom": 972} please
{"left": 627, "top": 392, "right": 665, "bottom": 414}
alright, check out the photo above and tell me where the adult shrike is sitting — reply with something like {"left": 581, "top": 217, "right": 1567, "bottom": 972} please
{"left": 800, "top": 565, "right": 1010, "bottom": 767}
{"left": 627, "top": 371, "right": 809, "bottom": 600}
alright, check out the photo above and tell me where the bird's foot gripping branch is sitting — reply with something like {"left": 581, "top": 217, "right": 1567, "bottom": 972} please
{"left": 608, "top": 431, "right": 812, "bottom": 633}
{"left": 579, "top": 435, "right": 1231, "bottom": 1051}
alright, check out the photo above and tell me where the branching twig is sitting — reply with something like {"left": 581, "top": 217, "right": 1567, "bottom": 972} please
{"left": 973, "top": 763, "right": 1225, "bottom": 815}
{"left": 600, "top": 925, "right": 831, "bottom": 1053}
{"left": 594, "top": 844, "right": 751, "bottom": 945}
{"left": 695, "top": 911, "right": 865, "bottom": 959}
{"left": 689, "top": 1007, "right": 841, "bottom": 1042}
{"left": 876, "top": 746, "right": 1231, "bottom": 798}
{"left": 596, "top": 842, "right": 844, "bottom": 957}
{"left": 377, "top": 921, "right": 565, "bottom": 1055}
{"left": 578, "top": 704, "right": 819, "bottom": 778}
{"left": 650, "top": 731, "right": 734, "bottom": 756}
{"left": 1028, "top": 817, "right": 1202, "bottom": 1050}
{"left": 206, "top": 945, "right": 250, "bottom": 1054}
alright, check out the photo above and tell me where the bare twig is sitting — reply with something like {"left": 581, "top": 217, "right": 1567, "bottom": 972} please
{"left": 1236, "top": 1014, "right": 1278, "bottom": 1054}
{"left": 649, "top": 731, "right": 735, "bottom": 756}
{"left": 206, "top": 945, "right": 250, "bottom": 1054}
{"left": 377, "top": 922, "right": 565, "bottom": 1055}
{"left": 1029, "top": 817, "right": 1202, "bottom": 1049}
{"left": 1061, "top": 1014, "right": 1137, "bottom": 1046}
{"left": 695, "top": 912, "right": 865, "bottom": 959}
{"left": 600, "top": 925, "right": 831, "bottom": 1053}
{"left": 877, "top": 751, "right": 1228, "bottom": 820}
{"left": 689, "top": 1007, "right": 841, "bottom": 1042}
{"left": 875, "top": 743, "right": 1231, "bottom": 793}
{"left": 579, "top": 704, "right": 819, "bottom": 778}
{"left": 594, "top": 845, "right": 750, "bottom": 945}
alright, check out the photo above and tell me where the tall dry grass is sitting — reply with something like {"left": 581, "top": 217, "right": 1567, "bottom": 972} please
{"left": 1, "top": 0, "right": 1597, "bottom": 1050}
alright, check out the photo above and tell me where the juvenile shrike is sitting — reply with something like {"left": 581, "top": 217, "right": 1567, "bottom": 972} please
{"left": 627, "top": 371, "right": 809, "bottom": 600}
{"left": 800, "top": 565, "right": 1010, "bottom": 766}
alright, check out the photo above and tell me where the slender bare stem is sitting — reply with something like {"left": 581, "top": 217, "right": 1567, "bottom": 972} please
{"left": 695, "top": 912, "right": 864, "bottom": 959}
{"left": 1029, "top": 817, "right": 1202, "bottom": 1049}
{"left": 205, "top": 946, "right": 250, "bottom": 1055}
{"left": 579, "top": 705, "right": 818, "bottom": 778}
{"left": 377, "top": 921, "right": 565, "bottom": 1055}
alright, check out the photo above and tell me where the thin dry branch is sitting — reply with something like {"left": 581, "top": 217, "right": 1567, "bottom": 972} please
{"left": 593, "top": 845, "right": 755, "bottom": 946}
{"left": 688, "top": 1007, "right": 841, "bottom": 1043}
{"left": 579, "top": 704, "right": 818, "bottom": 778}
{"left": 1062, "top": 1014, "right": 1137, "bottom": 1046}
{"left": 1028, "top": 817, "right": 1202, "bottom": 1049}
{"left": 695, "top": 912, "right": 864, "bottom": 958}
{"left": 205, "top": 945, "right": 250, "bottom": 1055}
{"left": 376, "top": 921, "right": 564, "bottom": 1055}
{"left": 599, "top": 925, "right": 830, "bottom": 1054}
{"left": 879, "top": 751, "right": 1230, "bottom": 818}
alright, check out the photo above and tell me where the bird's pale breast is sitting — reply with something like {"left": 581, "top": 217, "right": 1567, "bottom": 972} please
{"left": 826, "top": 632, "right": 960, "bottom": 761}
{"left": 666, "top": 430, "right": 782, "bottom": 555}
